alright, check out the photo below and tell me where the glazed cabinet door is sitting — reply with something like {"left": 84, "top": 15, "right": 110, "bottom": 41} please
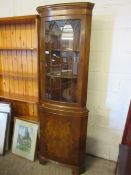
{"left": 40, "top": 17, "right": 85, "bottom": 104}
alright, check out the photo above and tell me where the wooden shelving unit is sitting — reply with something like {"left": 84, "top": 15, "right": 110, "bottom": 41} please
{"left": 0, "top": 15, "right": 39, "bottom": 122}
{"left": 0, "top": 91, "right": 38, "bottom": 103}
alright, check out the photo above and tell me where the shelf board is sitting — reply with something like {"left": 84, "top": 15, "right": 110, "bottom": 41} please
{"left": 0, "top": 92, "right": 38, "bottom": 103}
{"left": 0, "top": 47, "right": 37, "bottom": 51}
{"left": 48, "top": 49, "right": 80, "bottom": 52}
{"left": 14, "top": 114, "right": 38, "bottom": 122}
{"left": 46, "top": 73, "right": 77, "bottom": 79}
{"left": 0, "top": 15, "right": 38, "bottom": 24}
{"left": 0, "top": 72, "right": 38, "bottom": 79}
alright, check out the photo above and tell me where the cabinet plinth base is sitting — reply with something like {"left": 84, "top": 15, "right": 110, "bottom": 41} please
{"left": 38, "top": 152, "right": 86, "bottom": 175}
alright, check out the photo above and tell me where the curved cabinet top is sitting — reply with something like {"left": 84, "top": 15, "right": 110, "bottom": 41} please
{"left": 36, "top": 2, "right": 94, "bottom": 17}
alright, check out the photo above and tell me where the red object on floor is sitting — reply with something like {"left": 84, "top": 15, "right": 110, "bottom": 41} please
{"left": 116, "top": 101, "right": 131, "bottom": 175}
{"left": 118, "top": 144, "right": 131, "bottom": 175}
{"left": 122, "top": 101, "right": 131, "bottom": 146}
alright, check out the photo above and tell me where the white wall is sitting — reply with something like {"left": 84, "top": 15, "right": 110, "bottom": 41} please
{"left": 87, "top": 0, "right": 131, "bottom": 161}
{"left": 0, "top": 0, "right": 131, "bottom": 161}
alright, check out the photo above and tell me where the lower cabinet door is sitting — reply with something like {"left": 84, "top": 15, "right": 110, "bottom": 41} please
{"left": 39, "top": 108, "right": 88, "bottom": 166}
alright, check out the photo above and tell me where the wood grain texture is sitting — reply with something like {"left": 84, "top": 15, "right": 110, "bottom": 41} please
{"left": 0, "top": 15, "right": 39, "bottom": 122}
{"left": 39, "top": 106, "right": 88, "bottom": 165}
{"left": 37, "top": 2, "right": 94, "bottom": 17}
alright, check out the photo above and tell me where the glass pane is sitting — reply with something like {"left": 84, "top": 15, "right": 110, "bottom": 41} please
{"left": 61, "top": 79, "right": 77, "bottom": 102}
{"left": 71, "top": 20, "right": 80, "bottom": 51}
{"left": 61, "top": 51, "right": 79, "bottom": 77}
{"left": 50, "top": 50, "right": 61, "bottom": 76}
{"left": 45, "top": 76, "right": 51, "bottom": 99}
{"left": 44, "top": 19, "right": 81, "bottom": 103}
{"left": 61, "top": 79, "right": 72, "bottom": 102}
{"left": 45, "top": 50, "right": 50, "bottom": 74}
{"left": 61, "top": 20, "right": 74, "bottom": 50}
{"left": 45, "top": 21, "right": 53, "bottom": 50}
{"left": 51, "top": 21, "right": 61, "bottom": 50}
{"left": 51, "top": 78, "right": 61, "bottom": 101}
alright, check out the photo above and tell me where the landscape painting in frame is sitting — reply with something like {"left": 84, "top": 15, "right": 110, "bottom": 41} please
{"left": 12, "top": 119, "right": 38, "bottom": 161}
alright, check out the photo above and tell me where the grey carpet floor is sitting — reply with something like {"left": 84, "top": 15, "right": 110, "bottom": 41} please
{"left": 0, "top": 153, "right": 116, "bottom": 175}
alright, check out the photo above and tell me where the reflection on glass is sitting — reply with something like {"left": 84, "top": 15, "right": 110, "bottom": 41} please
{"left": 61, "top": 51, "right": 79, "bottom": 77}
{"left": 61, "top": 24, "right": 73, "bottom": 40}
{"left": 61, "top": 79, "right": 77, "bottom": 102}
{"left": 61, "top": 22, "right": 74, "bottom": 50}
{"left": 44, "top": 19, "right": 81, "bottom": 103}
{"left": 45, "top": 51, "right": 50, "bottom": 74}
{"left": 45, "top": 76, "right": 51, "bottom": 99}
{"left": 61, "top": 24, "right": 74, "bottom": 50}
{"left": 51, "top": 51, "right": 61, "bottom": 76}
{"left": 51, "top": 78, "right": 61, "bottom": 101}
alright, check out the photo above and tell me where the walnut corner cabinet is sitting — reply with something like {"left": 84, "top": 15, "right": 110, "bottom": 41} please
{"left": 36, "top": 2, "right": 94, "bottom": 175}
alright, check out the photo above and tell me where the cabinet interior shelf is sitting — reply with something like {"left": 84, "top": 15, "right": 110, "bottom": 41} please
{"left": 0, "top": 91, "right": 38, "bottom": 103}
{"left": 0, "top": 72, "right": 38, "bottom": 79}
{"left": 46, "top": 49, "right": 80, "bottom": 52}
{"left": 46, "top": 73, "right": 77, "bottom": 79}
{"left": 0, "top": 47, "right": 37, "bottom": 51}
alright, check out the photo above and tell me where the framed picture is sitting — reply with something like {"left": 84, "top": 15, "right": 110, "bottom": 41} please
{"left": 0, "top": 112, "right": 8, "bottom": 155}
{"left": 12, "top": 118, "right": 39, "bottom": 161}
{"left": 0, "top": 102, "right": 11, "bottom": 151}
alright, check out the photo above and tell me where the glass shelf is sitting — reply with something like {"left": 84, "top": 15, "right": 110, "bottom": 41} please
{"left": 46, "top": 73, "right": 77, "bottom": 79}
{"left": 45, "top": 49, "right": 80, "bottom": 52}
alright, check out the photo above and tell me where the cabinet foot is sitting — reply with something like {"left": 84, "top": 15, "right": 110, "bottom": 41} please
{"left": 40, "top": 158, "right": 48, "bottom": 165}
{"left": 72, "top": 168, "right": 80, "bottom": 175}
{"left": 38, "top": 153, "right": 48, "bottom": 165}
{"left": 72, "top": 164, "right": 86, "bottom": 175}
